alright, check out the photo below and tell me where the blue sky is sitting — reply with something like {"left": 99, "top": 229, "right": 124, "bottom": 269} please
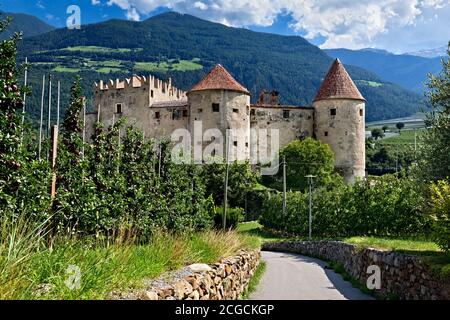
{"left": 1, "top": 0, "right": 449, "bottom": 53}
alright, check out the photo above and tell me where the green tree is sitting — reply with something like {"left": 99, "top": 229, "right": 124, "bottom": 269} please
{"left": 279, "top": 138, "right": 334, "bottom": 191}
{"left": 371, "top": 128, "right": 384, "bottom": 140}
{"left": 382, "top": 125, "right": 389, "bottom": 133}
{"left": 419, "top": 43, "right": 450, "bottom": 181}
{"left": 396, "top": 122, "right": 405, "bottom": 133}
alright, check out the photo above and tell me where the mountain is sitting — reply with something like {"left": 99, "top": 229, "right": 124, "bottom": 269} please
{"left": 325, "top": 48, "right": 444, "bottom": 93}
{"left": 13, "top": 12, "right": 426, "bottom": 123}
{"left": 405, "top": 46, "right": 448, "bottom": 58}
{"left": 0, "top": 11, "right": 55, "bottom": 40}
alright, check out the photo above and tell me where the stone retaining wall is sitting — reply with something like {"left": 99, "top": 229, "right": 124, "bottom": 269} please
{"left": 263, "top": 241, "right": 450, "bottom": 300}
{"left": 112, "top": 249, "right": 260, "bottom": 300}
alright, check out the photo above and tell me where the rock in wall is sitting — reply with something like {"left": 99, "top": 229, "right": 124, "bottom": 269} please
{"left": 112, "top": 249, "right": 260, "bottom": 300}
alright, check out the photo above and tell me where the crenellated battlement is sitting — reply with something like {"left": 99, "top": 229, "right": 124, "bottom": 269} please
{"left": 93, "top": 74, "right": 186, "bottom": 99}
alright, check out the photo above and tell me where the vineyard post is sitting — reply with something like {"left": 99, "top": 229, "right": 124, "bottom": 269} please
{"left": 38, "top": 75, "right": 45, "bottom": 161}
{"left": 20, "top": 57, "right": 28, "bottom": 145}
{"left": 56, "top": 81, "right": 60, "bottom": 127}
{"left": 50, "top": 125, "right": 59, "bottom": 199}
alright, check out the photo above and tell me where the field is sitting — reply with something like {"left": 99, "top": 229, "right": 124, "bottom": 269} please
{"left": 378, "top": 129, "right": 425, "bottom": 146}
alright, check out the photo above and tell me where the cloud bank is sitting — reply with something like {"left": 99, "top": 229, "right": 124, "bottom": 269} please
{"left": 94, "top": 0, "right": 450, "bottom": 52}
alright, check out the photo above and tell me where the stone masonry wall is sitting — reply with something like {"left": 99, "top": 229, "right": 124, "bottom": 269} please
{"left": 112, "top": 249, "right": 260, "bottom": 300}
{"left": 263, "top": 241, "right": 450, "bottom": 300}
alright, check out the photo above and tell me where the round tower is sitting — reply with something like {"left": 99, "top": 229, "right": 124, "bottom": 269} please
{"left": 187, "top": 64, "right": 251, "bottom": 162}
{"left": 313, "top": 59, "right": 366, "bottom": 183}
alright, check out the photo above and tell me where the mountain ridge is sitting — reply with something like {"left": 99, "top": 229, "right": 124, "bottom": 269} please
{"left": 0, "top": 10, "right": 55, "bottom": 40}
{"left": 10, "top": 11, "right": 426, "bottom": 122}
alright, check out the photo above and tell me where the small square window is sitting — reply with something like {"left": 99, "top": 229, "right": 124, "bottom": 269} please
{"left": 245, "top": 142, "right": 249, "bottom": 147}
{"left": 233, "top": 108, "right": 239, "bottom": 113}
{"left": 155, "top": 111, "right": 160, "bottom": 119}
{"left": 198, "top": 108, "right": 203, "bottom": 113}
{"left": 324, "top": 131, "right": 329, "bottom": 137}
{"left": 330, "top": 108, "right": 336, "bottom": 116}
{"left": 212, "top": 103, "right": 220, "bottom": 112}
{"left": 283, "top": 110, "right": 290, "bottom": 119}
{"left": 250, "top": 109, "right": 256, "bottom": 116}
{"left": 116, "top": 103, "right": 122, "bottom": 114}
{"left": 182, "top": 110, "right": 188, "bottom": 117}
{"left": 172, "top": 110, "right": 180, "bottom": 120}
{"left": 359, "top": 109, "right": 363, "bottom": 117}
{"left": 233, "top": 141, "right": 238, "bottom": 147}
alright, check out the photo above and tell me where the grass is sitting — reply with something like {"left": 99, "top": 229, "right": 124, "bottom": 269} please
{"left": 134, "top": 59, "right": 203, "bottom": 73}
{"left": 237, "top": 221, "right": 285, "bottom": 243}
{"left": 52, "top": 66, "right": 81, "bottom": 73}
{"left": 356, "top": 80, "right": 383, "bottom": 87}
{"left": 241, "top": 261, "right": 266, "bottom": 299}
{"left": 378, "top": 129, "right": 425, "bottom": 146}
{"left": 0, "top": 215, "right": 259, "bottom": 300}
{"left": 60, "top": 46, "right": 142, "bottom": 54}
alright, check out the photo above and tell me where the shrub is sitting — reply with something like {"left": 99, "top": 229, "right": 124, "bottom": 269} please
{"left": 213, "top": 207, "right": 245, "bottom": 229}
{"left": 430, "top": 180, "right": 450, "bottom": 251}
{"left": 259, "top": 174, "right": 431, "bottom": 238}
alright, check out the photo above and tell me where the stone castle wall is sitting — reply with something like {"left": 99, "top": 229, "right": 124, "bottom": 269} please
{"left": 263, "top": 241, "right": 450, "bottom": 300}
{"left": 250, "top": 105, "right": 314, "bottom": 157}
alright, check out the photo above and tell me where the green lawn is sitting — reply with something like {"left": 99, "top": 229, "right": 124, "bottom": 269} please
{"left": 52, "top": 66, "right": 81, "bottom": 73}
{"left": 237, "top": 221, "right": 288, "bottom": 243}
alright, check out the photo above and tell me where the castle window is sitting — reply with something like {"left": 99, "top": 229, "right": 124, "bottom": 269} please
{"left": 330, "top": 108, "right": 336, "bottom": 116}
{"left": 211, "top": 149, "right": 216, "bottom": 157}
{"left": 324, "top": 131, "right": 329, "bottom": 137}
{"left": 151, "top": 90, "right": 154, "bottom": 98}
{"left": 245, "top": 142, "right": 249, "bottom": 147}
{"left": 360, "top": 109, "right": 363, "bottom": 117}
{"left": 233, "top": 108, "right": 239, "bottom": 113}
{"left": 155, "top": 111, "right": 160, "bottom": 119}
{"left": 116, "top": 103, "right": 122, "bottom": 114}
{"left": 233, "top": 141, "right": 238, "bottom": 147}
{"left": 198, "top": 108, "right": 203, "bottom": 113}
{"left": 212, "top": 103, "right": 220, "bottom": 112}
{"left": 283, "top": 110, "right": 290, "bottom": 119}
{"left": 246, "top": 106, "right": 250, "bottom": 115}
{"left": 250, "top": 109, "right": 256, "bottom": 116}
{"left": 182, "top": 110, "right": 188, "bottom": 117}
{"left": 172, "top": 110, "right": 181, "bottom": 120}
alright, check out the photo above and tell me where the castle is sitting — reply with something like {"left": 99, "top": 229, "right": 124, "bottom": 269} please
{"left": 86, "top": 59, "right": 366, "bottom": 183}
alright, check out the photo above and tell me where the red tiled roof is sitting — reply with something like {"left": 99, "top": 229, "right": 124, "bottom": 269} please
{"left": 188, "top": 64, "right": 250, "bottom": 95}
{"left": 314, "top": 59, "right": 365, "bottom": 102}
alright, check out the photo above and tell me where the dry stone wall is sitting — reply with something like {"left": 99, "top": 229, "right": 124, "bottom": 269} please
{"left": 263, "top": 241, "right": 450, "bottom": 300}
{"left": 112, "top": 249, "right": 260, "bottom": 300}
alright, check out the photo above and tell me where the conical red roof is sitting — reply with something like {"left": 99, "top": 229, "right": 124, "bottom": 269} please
{"left": 188, "top": 64, "right": 250, "bottom": 95}
{"left": 314, "top": 59, "right": 365, "bottom": 102}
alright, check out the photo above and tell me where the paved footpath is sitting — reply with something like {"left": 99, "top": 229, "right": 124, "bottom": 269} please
{"left": 250, "top": 251, "right": 374, "bottom": 300}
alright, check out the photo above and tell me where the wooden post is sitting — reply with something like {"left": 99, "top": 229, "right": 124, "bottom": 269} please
{"left": 38, "top": 75, "right": 45, "bottom": 161}
{"left": 47, "top": 74, "right": 52, "bottom": 138}
{"left": 50, "top": 125, "right": 59, "bottom": 199}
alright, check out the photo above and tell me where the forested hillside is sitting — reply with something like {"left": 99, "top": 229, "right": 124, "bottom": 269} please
{"left": 0, "top": 11, "right": 55, "bottom": 40}
{"left": 13, "top": 12, "right": 426, "bottom": 123}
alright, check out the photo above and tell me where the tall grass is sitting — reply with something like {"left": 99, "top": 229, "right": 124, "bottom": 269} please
{"left": 0, "top": 216, "right": 259, "bottom": 300}
{"left": 0, "top": 213, "right": 49, "bottom": 299}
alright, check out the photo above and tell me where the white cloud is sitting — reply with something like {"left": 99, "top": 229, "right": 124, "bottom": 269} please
{"left": 92, "top": 0, "right": 101, "bottom": 5}
{"left": 104, "top": 0, "right": 450, "bottom": 51}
